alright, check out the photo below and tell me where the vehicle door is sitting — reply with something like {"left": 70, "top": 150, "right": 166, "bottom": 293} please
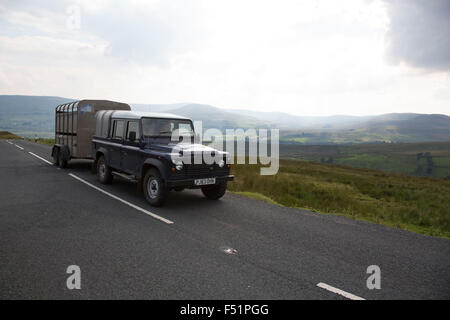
{"left": 121, "top": 120, "right": 142, "bottom": 175}
{"left": 109, "top": 119, "right": 125, "bottom": 170}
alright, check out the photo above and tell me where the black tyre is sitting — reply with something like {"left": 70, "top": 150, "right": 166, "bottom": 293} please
{"left": 143, "top": 168, "right": 167, "bottom": 206}
{"left": 97, "top": 156, "right": 113, "bottom": 184}
{"left": 57, "top": 151, "right": 68, "bottom": 168}
{"left": 201, "top": 182, "right": 227, "bottom": 200}
{"left": 52, "top": 148, "right": 59, "bottom": 165}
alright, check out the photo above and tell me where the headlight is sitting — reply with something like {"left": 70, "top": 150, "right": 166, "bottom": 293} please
{"left": 175, "top": 161, "right": 183, "bottom": 171}
{"left": 218, "top": 159, "right": 225, "bottom": 168}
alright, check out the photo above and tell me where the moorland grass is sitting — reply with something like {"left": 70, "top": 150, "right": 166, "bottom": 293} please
{"left": 229, "top": 159, "right": 450, "bottom": 238}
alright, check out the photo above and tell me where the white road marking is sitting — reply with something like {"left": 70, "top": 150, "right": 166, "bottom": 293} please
{"left": 317, "top": 282, "right": 365, "bottom": 300}
{"left": 68, "top": 173, "right": 174, "bottom": 225}
{"left": 28, "top": 152, "right": 53, "bottom": 165}
{"left": 14, "top": 144, "right": 24, "bottom": 150}
{"left": 7, "top": 141, "right": 13, "bottom": 145}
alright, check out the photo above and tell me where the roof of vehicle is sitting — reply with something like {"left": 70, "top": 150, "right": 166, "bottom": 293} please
{"left": 111, "top": 111, "right": 190, "bottom": 120}
{"left": 56, "top": 99, "right": 130, "bottom": 108}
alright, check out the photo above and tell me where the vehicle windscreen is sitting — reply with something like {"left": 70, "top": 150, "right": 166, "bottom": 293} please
{"left": 142, "top": 118, "right": 194, "bottom": 138}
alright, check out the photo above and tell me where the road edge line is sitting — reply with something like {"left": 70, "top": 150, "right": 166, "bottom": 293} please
{"left": 68, "top": 173, "right": 174, "bottom": 225}
{"left": 317, "top": 282, "right": 365, "bottom": 300}
{"left": 28, "top": 152, "right": 53, "bottom": 165}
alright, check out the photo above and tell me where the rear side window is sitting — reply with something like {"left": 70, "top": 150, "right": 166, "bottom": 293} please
{"left": 126, "top": 121, "right": 140, "bottom": 140}
{"left": 112, "top": 120, "right": 125, "bottom": 139}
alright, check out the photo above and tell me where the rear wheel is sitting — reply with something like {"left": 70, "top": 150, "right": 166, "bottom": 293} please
{"left": 143, "top": 168, "right": 167, "bottom": 206}
{"left": 201, "top": 182, "right": 227, "bottom": 200}
{"left": 97, "top": 156, "right": 113, "bottom": 184}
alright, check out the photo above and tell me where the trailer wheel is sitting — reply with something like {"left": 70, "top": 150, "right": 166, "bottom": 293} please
{"left": 97, "top": 156, "right": 113, "bottom": 184}
{"left": 201, "top": 182, "right": 227, "bottom": 200}
{"left": 57, "top": 151, "right": 68, "bottom": 168}
{"left": 52, "top": 148, "right": 59, "bottom": 165}
{"left": 143, "top": 168, "right": 167, "bottom": 206}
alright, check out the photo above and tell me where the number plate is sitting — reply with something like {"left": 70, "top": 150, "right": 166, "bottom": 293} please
{"left": 194, "top": 178, "right": 216, "bottom": 186}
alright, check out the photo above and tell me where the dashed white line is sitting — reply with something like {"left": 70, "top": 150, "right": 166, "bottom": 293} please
{"left": 14, "top": 144, "right": 24, "bottom": 150}
{"left": 317, "top": 282, "right": 365, "bottom": 300}
{"left": 7, "top": 141, "right": 13, "bottom": 145}
{"left": 28, "top": 151, "right": 53, "bottom": 165}
{"left": 68, "top": 173, "right": 174, "bottom": 225}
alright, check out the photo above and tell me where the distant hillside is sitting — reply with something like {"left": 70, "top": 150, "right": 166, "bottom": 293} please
{"left": 281, "top": 113, "right": 450, "bottom": 144}
{"left": 0, "top": 131, "right": 23, "bottom": 140}
{"left": 0, "top": 95, "right": 73, "bottom": 137}
{"left": 227, "top": 109, "right": 371, "bottom": 129}
{"left": 164, "top": 104, "right": 272, "bottom": 131}
{"left": 359, "top": 114, "right": 450, "bottom": 142}
{"left": 1, "top": 95, "right": 449, "bottom": 143}
{"left": 131, "top": 103, "right": 272, "bottom": 130}
{"left": 280, "top": 141, "right": 450, "bottom": 178}
{"left": 131, "top": 103, "right": 189, "bottom": 113}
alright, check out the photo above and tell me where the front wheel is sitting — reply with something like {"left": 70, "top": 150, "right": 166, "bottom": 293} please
{"left": 201, "top": 182, "right": 227, "bottom": 200}
{"left": 143, "top": 169, "right": 167, "bottom": 206}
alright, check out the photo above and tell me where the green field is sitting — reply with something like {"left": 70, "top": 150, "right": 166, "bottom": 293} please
{"left": 280, "top": 142, "right": 450, "bottom": 178}
{"left": 229, "top": 159, "right": 450, "bottom": 238}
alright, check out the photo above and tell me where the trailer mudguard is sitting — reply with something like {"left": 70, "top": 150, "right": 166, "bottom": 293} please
{"left": 51, "top": 144, "right": 70, "bottom": 161}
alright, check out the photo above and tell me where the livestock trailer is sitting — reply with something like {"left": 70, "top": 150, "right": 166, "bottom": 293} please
{"left": 51, "top": 99, "right": 131, "bottom": 167}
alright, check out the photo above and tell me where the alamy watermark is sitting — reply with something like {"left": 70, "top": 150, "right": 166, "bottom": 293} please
{"left": 66, "top": 265, "right": 81, "bottom": 290}
{"left": 165, "top": 121, "right": 279, "bottom": 175}
{"left": 366, "top": 265, "right": 381, "bottom": 290}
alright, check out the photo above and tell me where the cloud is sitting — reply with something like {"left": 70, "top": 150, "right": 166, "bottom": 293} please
{"left": 0, "top": 0, "right": 449, "bottom": 116}
{"left": 384, "top": 0, "right": 450, "bottom": 71}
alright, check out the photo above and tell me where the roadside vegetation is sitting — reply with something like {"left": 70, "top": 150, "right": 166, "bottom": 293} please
{"left": 24, "top": 137, "right": 55, "bottom": 146}
{"left": 0, "top": 130, "right": 54, "bottom": 146}
{"left": 0, "top": 131, "right": 23, "bottom": 140}
{"left": 229, "top": 159, "right": 450, "bottom": 238}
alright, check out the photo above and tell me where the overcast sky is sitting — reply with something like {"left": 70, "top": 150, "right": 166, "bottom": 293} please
{"left": 0, "top": 0, "right": 449, "bottom": 116}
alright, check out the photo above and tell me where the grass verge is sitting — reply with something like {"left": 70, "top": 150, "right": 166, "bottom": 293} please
{"left": 24, "top": 137, "right": 55, "bottom": 146}
{"left": 229, "top": 159, "right": 450, "bottom": 239}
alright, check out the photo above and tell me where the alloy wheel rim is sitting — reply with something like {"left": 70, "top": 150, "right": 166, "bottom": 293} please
{"left": 99, "top": 163, "right": 105, "bottom": 178}
{"left": 148, "top": 178, "right": 159, "bottom": 199}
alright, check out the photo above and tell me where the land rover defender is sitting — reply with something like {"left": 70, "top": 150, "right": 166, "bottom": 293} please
{"left": 92, "top": 110, "right": 234, "bottom": 206}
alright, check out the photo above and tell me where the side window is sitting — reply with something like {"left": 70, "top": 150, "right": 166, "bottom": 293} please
{"left": 126, "top": 121, "right": 140, "bottom": 140}
{"left": 113, "top": 120, "right": 125, "bottom": 139}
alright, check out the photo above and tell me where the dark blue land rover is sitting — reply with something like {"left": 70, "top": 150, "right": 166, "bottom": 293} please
{"left": 92, "top": 110, "right": 234, "bottom": 206}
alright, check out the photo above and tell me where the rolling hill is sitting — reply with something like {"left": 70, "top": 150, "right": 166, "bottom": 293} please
{"left": 1, "top": 95, "right": 449, "bottom": 143}
{"left": 0, "top": 95, "right": 74, "bottom": 137}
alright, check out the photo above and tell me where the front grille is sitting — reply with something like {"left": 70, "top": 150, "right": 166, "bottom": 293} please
{"left": 184, "top": 164, "right": 216, "bottom": 176}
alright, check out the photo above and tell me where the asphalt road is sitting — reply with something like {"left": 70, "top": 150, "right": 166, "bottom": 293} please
{"left": 0, "top": 139, "right": 449, "bottom": 299}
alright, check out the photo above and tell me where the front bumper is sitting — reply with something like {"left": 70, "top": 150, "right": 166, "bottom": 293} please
{"left": 166, "top": 175, "right": 234, "bottom": 188}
